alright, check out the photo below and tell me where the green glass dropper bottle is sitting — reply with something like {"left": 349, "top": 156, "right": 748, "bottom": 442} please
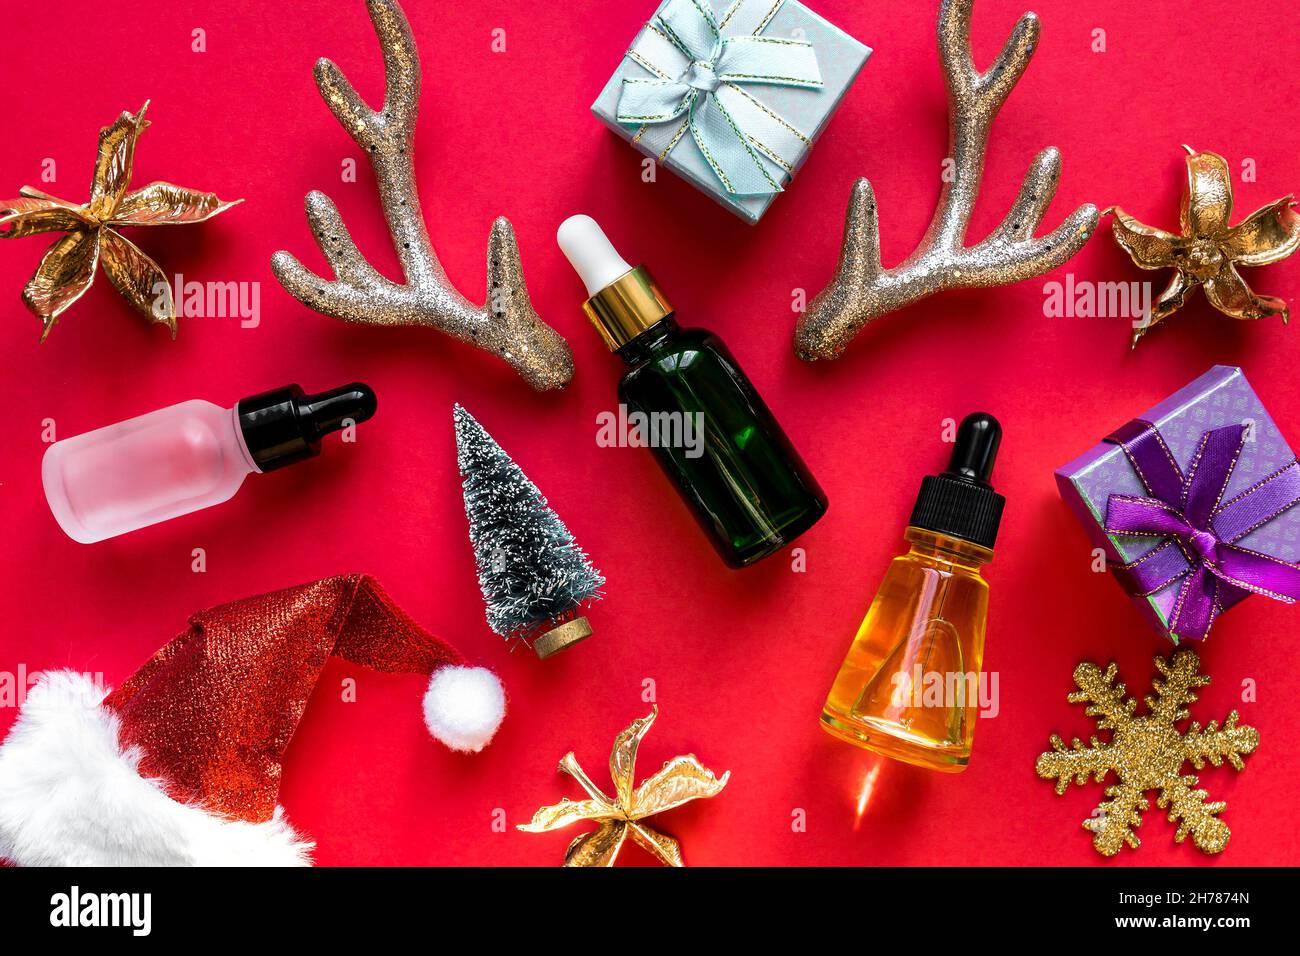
{"left": 557, "top": 215, "right": 827, "bottom": 568}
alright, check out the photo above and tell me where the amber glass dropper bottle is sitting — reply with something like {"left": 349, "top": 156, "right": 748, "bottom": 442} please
{"left": 821, "top": 413, "right": 1004, "bottom": 772}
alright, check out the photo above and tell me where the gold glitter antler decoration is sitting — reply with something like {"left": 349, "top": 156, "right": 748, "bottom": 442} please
{"left": 794, "top": 0, "right": 1098, "bottom": 361}
{"left": 517, "top": 706, "right": 730, "bottom": 866}
{"left": 271, "top": 0, "right": 574, "bottom": 391}
{"left": 1035, "top": 651, "right": 1258, "bottom": 857}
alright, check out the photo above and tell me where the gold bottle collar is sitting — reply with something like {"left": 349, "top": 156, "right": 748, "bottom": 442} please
{"left": 582, "top": 266, "right": 673, "bottom": 351}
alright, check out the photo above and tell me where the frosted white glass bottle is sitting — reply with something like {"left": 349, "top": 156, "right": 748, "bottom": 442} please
{"left": 42, "top": 383, "right": 376, "bottom": 543}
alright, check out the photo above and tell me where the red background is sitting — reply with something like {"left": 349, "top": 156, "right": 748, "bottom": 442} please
{"left": 2, "top": 0, "right": 1298, "bottom": 866}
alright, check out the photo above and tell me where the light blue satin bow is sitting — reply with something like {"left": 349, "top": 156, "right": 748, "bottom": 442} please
{"left": 617, "top": 0, "right": 823, "bottom": 196}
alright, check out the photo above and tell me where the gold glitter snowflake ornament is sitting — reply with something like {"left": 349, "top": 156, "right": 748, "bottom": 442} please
{"left": 1036, "top": 650, "right": 1257, "bottom": 856}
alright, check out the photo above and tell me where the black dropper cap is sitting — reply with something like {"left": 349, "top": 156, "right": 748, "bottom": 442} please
{"left": 908, "top": 412, "right": 1005, "bottom": 550}
{"left": 237, "top": 383, "right": 377, "bottom": 472}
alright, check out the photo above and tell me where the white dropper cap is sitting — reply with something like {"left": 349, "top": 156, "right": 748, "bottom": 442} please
{"left": 557, "top": 215, "right": 633, "bottom": 297}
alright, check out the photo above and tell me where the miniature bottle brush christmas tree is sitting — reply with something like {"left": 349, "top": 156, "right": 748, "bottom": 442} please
{"left": 454, "top": 405, "right": 604, "bottom": 658}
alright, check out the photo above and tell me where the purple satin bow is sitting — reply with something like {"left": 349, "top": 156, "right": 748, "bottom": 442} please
{"left": 1103, "top": 419, "right": 1300, "bottom": 640}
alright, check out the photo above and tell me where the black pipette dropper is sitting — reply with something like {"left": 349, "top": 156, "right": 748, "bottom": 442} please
{"left": 237, "top": 383, "right": 378, "bottom": 472}
{"left": 908, "top": 412, "right": 1005, "bottom": 550}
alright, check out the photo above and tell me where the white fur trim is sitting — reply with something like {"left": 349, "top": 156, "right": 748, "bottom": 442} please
{"left": 0, "top": 671, "right": 313, "bottom": 867}
{"left": 422, "top": 665, "right": 506, "bottom": 753}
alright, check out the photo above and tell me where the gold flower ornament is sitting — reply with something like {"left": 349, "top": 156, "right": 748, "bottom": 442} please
{"left": 1108, "top": 147, "right": 1300, "bottom": 346}
{"left": 518, "top": 706, "right": 729, "bottom": 866}
{"left": 0, "top": 102, "right": 241, "bottom": 340}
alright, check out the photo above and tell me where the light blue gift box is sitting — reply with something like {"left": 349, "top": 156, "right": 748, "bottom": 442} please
{"left": 592, "top": 0, "right": 871, "bottom": 224}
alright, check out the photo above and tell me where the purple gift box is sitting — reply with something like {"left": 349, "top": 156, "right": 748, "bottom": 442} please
{"left": 1055, "top": 365, "right": 1300, "bottom": 643}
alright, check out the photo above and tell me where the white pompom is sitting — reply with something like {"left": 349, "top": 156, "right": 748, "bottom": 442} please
{"left": 422, "top": 666, "right": 506, "bottom": 752}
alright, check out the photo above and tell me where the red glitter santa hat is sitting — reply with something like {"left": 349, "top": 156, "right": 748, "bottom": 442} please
{"left": 0, "top": 575, "right": 505, "bottom": 866}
